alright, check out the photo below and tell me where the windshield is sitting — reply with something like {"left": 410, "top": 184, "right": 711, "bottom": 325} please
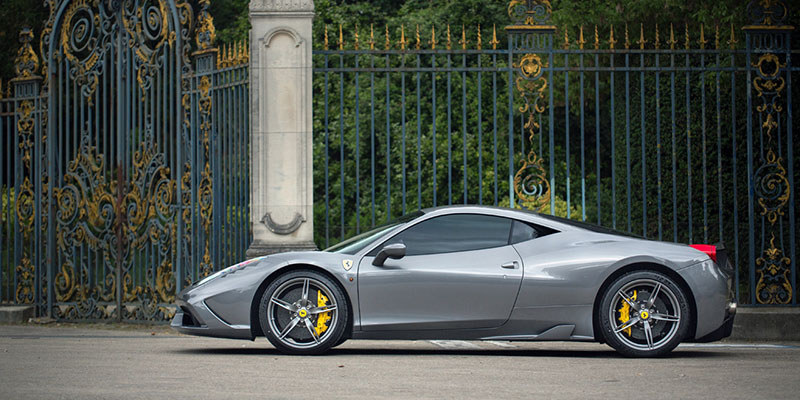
{"left": 324, "top": 210, "right": 424, "bottom": 254}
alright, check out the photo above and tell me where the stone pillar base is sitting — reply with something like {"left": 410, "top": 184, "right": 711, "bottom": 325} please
{"left": 246, "top": 241, "right": 318, "bottom": 258}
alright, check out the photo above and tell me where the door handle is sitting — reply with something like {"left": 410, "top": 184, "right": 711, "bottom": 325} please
{"left": 501, "top": 261, "right": 518, "bottom": 269}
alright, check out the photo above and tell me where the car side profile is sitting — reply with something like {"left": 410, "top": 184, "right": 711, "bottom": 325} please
{"left": 172, "top": 205, "right": 736, "bottom": 357}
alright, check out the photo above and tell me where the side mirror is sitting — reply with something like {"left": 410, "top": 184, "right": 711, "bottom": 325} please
{"left": 372, "top": 243, "right": 406, "bottom": 266}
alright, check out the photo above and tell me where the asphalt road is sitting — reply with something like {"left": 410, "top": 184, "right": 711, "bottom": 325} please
{"left": 1, "top": 324, "right": 798, "bottom": 399}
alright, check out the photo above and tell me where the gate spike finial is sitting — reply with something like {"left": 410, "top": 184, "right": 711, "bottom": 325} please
{"left": 608, "top": 24, "right": 617, "bottom": 49}
{"left": 654, "top": 24, "right": 660, "bottom": 49}
{"left": 398, "top": 24, "right": 407, "bottom": 50}
{"left": 229, "top": 44, "right": 234, "bottom": 66}
{"left": 714, "top": 24, "right": 719, "bottom": 50}
{"left": 624, "top": 23, "right": 630, "bottom": 50}
{"left": 446, "top": 24, "right": 452, "bottom": 50}
{"left": 354, "top": 24, "right": 359, "bottom": 50}
{"left": 490, "top": 24, "right": 499, "bottom": 50}
{"left": 416, "top": 24, "right": 421, "bottom": 50}
{"left": 429, "top": 25, "right": 437, "bottom": 50}
{"left": 324, "top": 25, "right": 329, "bottom": 50}
{"left": 563, "top": 25, "right": 569, "bottom": 49}
{"left": 667, "top": 23, "right": 677, "bottom": 49}
{"left": 727, "top": 22, "right": 737, "bottom": 49}
{"left": 594, "top": 25, "right": 599, "bottom": 50}
{"left": 459, "top": 24, "right": 467, "bottom": 50}
{"left": 578, "top": 25, "right": 586, "bottom": 50}
{"left": 338, "top": 24, "right": 345, "bottom": 50}
{"left": 684, "top": 22, "right": 690, "bottom": 50}
{"left": 637, "top": 23, "right": 646, "bottom": 49}
{"left": 477, "top": 24, "right": 482, "bottom": 50}
{"left": 699, "top": 23, "right": 708, "bottom": 50}
{"left": 368, "top": 24, "right": 375, "bottom": 50}
{"left": 385, "top": 24, "right": 390, "bottom": 50}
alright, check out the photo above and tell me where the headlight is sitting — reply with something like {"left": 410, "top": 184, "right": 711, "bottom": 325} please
{"left": 195, "top": 256, "right": 267, "bottom": 287}
{"left": 196, "top": 269, "right": 226, "bottom": 287}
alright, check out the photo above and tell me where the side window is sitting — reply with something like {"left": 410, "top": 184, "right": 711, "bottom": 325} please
{"left": 510, "top": 220, "right": 538, "bottom": 244}
{"left": 376, "top": 214, "right": 512, "bottom": 256}
{"left": 509, "top": 220, "right": 558, "bottom": 244}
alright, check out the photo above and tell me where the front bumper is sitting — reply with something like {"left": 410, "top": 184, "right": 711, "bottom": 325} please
{"left": 170, "top": 291, "right": 253, "bottom": 340}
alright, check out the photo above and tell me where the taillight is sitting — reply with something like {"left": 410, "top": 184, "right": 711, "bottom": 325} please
{"left": 689, "top": 244, "right": 717, "bottom": 262}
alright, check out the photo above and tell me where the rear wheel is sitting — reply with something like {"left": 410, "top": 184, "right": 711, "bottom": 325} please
{"left": 259, "top": 270, "right": 349, "bottom": 355}
{"left": 599, "top": 270, "right": 691, "bottom": 357}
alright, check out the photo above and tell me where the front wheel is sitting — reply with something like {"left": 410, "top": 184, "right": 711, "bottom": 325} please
{"left": 259, "top": 270, "right": 350, "bottom": 355}
{"left": 599, "top": 270, "right": 691, "bottom": 357}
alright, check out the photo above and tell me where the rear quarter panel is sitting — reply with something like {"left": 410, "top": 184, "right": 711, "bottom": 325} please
{"left": 510, "top": 230, "right": 706, "bottom": 337}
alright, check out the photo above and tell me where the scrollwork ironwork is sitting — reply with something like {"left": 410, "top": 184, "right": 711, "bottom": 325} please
{"left": 508, "top": 0, "right": 552, "bottom": 27}
{"left": 745, "top": 8, "right": 793, "bottom": 304}
{"left": 14, "top": 28, "right": 40, "bottom": 80}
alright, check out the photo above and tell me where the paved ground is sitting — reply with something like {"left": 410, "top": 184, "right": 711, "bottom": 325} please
{"left": 1, "top": 324, "right": 799, "bottom": 399}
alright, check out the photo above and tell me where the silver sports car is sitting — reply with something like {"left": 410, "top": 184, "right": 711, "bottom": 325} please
{"left": 172, "top": 205, "right": 736, "bottom": 357}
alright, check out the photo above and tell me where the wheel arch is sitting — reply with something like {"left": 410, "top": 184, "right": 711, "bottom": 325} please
{"left": 591, "top": 262, "right": 697, "bottom": 343}
{"left": 249, "top": 263, "right": 354, "bottom": 340}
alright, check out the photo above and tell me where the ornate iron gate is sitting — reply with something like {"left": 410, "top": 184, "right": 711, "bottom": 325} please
{"left": 312, "top": 0, "right": 797, "bottom": 305}
{"left": 0, "top": 0, "right": 251, "bottom": 320}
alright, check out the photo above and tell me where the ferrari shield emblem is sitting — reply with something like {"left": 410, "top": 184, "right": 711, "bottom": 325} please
{"left": 342, "top": 259, "right": 353, "bottom": 271}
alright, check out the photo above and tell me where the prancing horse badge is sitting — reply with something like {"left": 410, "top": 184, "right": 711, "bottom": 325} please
{"left": 342, "top": 259, "right": 353, "bottom": 271}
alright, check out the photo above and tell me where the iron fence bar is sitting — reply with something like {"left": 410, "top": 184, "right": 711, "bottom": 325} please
{"left": 477, "top": 53, "right": 482, "bottom": 205}
{"left": 548, "top": 36, "right": 555, "bottom": 215}
{"left": 507, "top": 39, "right": 514, "bottom": 208}
{"left": 493, "top": 52, "right": 498, "bottom": 206}
{"left": 416, "top": 54, "right": 422, "bottom": 209}
{"left": 787, "top": 43, "right": 796, "bottom": 306}
{"left": 685, "top": 48, "right": 693, "bottom": 244}
{"left": 13, "top": 93, "right": 19, "bottom": 303}
{"left": 595, "top": 50, "right": 601, "bottom": 224}
{"left": 610, "top": 49, "right": 616, "bottom": 227}
{"left": 715, "top": 50, "right": 723, "bottom": 247}
{"left": 355, "top": 54, "right": 361, "bottom": 233}
{"left": 385, "top": 52, "right": 391, "bottom": 222}
{"left": 462, "top": 51, "right": 467, "bottom": 205}
{"left": 701, "top": 49, "right": 708, "bottom": 244}
{"left": 447, "top": 52, "right": 452, "bottom": 205}
{"left": 323, "top": 53, "right": 329, "bottom": 248}
{"left": 565, "top": 52, "right": 571, "bottom": 218}
{"left": 731, "top": 46, "right": 740, "bottom": 303}
{"left": 432, "top": 52, "right": 437, "bottom": 207}
{"left": 745, "top": 33, "right": 755, "bottom": 305}
{"left": 670, "top": 50, "right": 677, "bottom": 243}
{"left": 339, "top": 51, "right": 344, "bottom": 241}
{"left": 656, "top": 51, "right": 663, "bottom": 241}
{"left": 401, "top": 53, "right": 406, "bottom": 215}
{"left": 581, "top": 51, "right": 586, "bottom": 222}
{"left": 624, "top": 50, "right": 631, "bottom": 232}
{"left": 370, "top": 52, "right": 375, "bottom": 227}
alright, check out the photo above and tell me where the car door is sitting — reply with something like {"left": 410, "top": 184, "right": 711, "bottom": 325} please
{"left": 358, "top": 213, "right": 524, "bottom": 331}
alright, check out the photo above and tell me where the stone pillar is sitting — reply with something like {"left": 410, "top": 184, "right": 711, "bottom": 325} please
{"left": 247, "top": 0, "right": 317, "bottom": 257}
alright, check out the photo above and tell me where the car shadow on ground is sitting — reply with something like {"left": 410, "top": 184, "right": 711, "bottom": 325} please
{"left": 170, "top": 346, "right": 729, "bottom": 359}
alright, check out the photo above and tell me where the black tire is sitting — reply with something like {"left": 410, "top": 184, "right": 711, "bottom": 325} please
{"left": 259, "top": 269, "right": 350, "bottom": 355}
{"left": 599, "top": 270, "right": 691, "bottom": 357}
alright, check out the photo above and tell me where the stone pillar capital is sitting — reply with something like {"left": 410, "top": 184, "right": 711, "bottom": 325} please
{"left": 249, "top": 0, "right": 315, "bottom": 15}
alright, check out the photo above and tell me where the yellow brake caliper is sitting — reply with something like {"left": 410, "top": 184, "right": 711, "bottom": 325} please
{"left": 617, "top": 290, "right": 637, "bottom": 336}
{"left": 315, "top": 290, "right": 332, "bottom": 336}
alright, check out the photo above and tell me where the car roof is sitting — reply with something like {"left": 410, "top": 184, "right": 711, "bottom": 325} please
{"left": 419, "top": 205, "right": 582, "bottom": 233}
